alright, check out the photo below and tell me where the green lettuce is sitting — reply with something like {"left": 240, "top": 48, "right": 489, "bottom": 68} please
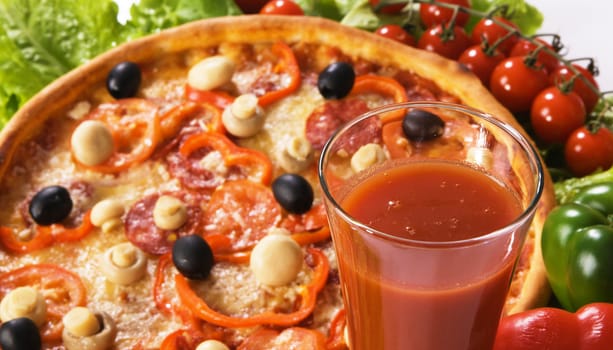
{"left": 0, "top": 0, "right": 240, "bottom": 129}
{"left": 470, "top": 0, "right": 543, "bottom": 35}
{"left": 0, "top": 0, "right": 126, "bottom": 129}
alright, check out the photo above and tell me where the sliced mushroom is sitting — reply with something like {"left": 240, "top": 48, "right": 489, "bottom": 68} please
{"left": 100, "top": 242, "right": 147, "bottom": 285}
{"left": 62, "top": 308, "right": 116, "bottom": 350}
{"left": 71, "top": 120, "right": 114, "bottom": 166}
{"left": 222, "top": 94, "right": 265, "bottom": 137}
{"left": 0, "top": 287, "right": 47, "bottom": 327}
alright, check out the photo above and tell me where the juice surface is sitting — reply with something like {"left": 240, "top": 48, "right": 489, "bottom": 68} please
{"left": 343, "top": 161, "right": 522, "bottom": 242}
{"left": 336, "top": 161, "right": 523, "bottom": 350}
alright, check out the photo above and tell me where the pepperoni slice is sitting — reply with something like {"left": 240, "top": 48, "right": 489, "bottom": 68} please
{"left": 203, "top": 180, "right": 281, "bottom": 252}
{"left": 305, "top": 99, "right": 380, "bottom": 153}
{"left": 124, "top": 192, "right": 204, "bottom": 255}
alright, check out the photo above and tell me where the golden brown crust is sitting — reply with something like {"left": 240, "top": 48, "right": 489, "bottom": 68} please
{"left": 0, "top": 15, "right": 555, "bottom": 314}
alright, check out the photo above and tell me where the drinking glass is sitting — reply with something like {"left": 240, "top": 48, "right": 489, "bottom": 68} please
{"left": 318, "top": 102, "right": 544, "bottom": 350}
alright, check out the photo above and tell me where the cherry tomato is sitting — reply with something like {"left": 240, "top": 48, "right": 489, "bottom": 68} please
{"left": 458, "top": 44, "right": 505, "bottom": 85}
{"left": 489, "top": 56, "right": 548, "bottom": 113}
{"left": 565, "top": 126, "right": 613, "bottom": 177}
{"left": 417, "top": 24, "right": 471, "bottom": 60}
{"left": 509, "top": 38, "right": 560, "bottom": 74}
{"left": 550, "top": 64, "right": 600, "bottom": 114}
{"left": 420, "top": 0, "right": 470, "bottom": 27}
{"left": 471, "top": 17, "right": 519, "bottom": 54}
{"left": 369, "top": 0, "right": 407, "bottom": 14}
{"left": 530, "top": 86, "right": 586, "bottom": 144}
{"left": 259, "top": 0, "right": 304, "bottom": 15}
{"left": 235, "top": 0, "right": 270, "bottom": 13}
{"left": 375, "top": 24, "right": 416, "bottom": 46}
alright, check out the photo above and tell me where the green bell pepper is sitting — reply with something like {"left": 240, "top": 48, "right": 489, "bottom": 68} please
{"left": 541, "top": 182, "right": 613, "bottom": 311}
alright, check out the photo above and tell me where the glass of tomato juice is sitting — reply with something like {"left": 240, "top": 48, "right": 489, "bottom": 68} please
{"left": 318, "top": 102, "right": 543, "bottom": 350}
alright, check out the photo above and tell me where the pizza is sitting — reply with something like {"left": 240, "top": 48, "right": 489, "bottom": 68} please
{"left": 0, "top": 15, "right": 555, "bottom": 349}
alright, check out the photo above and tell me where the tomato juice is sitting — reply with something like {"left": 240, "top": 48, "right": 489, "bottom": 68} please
{"left": 330, "top": 160, "right": 524, "bottom": 350}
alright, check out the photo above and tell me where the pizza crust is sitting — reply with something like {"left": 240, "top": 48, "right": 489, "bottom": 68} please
{"left": 0, "top": 15, "right": 555, "bottom": 318}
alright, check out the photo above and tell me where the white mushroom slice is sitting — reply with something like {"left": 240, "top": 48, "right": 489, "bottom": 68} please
{"left": 222, "top": 94, "right": 265, "bottom": 138}
{"left": 350, "top": 143, "right": 386, "bottom": 173}
{"left": 187, "top": 55, "right": 236, "bottom": 91}
{"left": 0, "top": 286, "right": 47, "bottom": 326}
{"left": 100, "top": 242, "right": 147, "bottom": 285}
{"left": 90, "top": 199, "right": 125, "bottom": 233}
{"left": 62, "top": 309, "right": 117, "bottom": 350}
{"left": 250, "top": 234, "right": 304, "bottom": 287}
{"left": 153, "top": 195, "right": 188, "bottom": 231}
{"left": 466, "top": 147, "right": 493, "bottom": 171}
{"left": 278, "top": 136, "right": 314, "bottom": 173}
{"left": 67, "top": 101, "right": 92, "bottom": 120}
{"left": 71, "top": 120, "right": 114, "bottom": 166}
{"left": 195, "top": 339, "right": 231, "bottom": 350}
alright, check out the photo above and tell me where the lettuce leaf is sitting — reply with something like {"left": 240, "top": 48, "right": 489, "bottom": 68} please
{"left": 470, "top": 0, "right": 543, "bottom": 35}
{"left": 124, "top": 0, "right": 242, "bottom": 38}
{"left": 0, "top": 0, "right": 240, "bottom": 130}
{"left": 0, "top": 0, "right": 126, "bottom": 128}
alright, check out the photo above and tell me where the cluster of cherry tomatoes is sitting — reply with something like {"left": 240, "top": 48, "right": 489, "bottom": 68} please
{"left": 370, "top": 0, "right": 613, "bottom": 177}
{"left": 236, "top": 0, "right": 613, "bottom": 177}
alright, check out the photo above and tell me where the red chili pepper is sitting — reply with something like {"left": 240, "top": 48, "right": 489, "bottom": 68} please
{"left": 349, "top": 74, "right": 408, "bottom": 122}
{"left": 493, "top": 303, "right": 613, "bottom": 350}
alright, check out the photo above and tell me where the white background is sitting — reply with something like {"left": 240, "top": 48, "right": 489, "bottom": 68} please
{"left": 532, "top": 0, "right": 613, "bottom": 91}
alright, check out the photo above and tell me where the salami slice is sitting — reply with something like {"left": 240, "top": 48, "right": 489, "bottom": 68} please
{"left": 305, "top": 98, "right": 375, "bottom": 152}
{"left": 124, "top": 192, "right": 204, "bottom": 255}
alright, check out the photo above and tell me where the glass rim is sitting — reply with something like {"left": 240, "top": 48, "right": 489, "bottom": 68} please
{"left": 318, "top": 101, "right": 545, "bottom": 248}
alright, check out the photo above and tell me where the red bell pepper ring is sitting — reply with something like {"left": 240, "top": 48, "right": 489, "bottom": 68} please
{"left": 76, "top": 99, "right": 162, "bottom": 174}
{"left": 349, "top": 74, "right": 408, "bottom": 122}
{"left": 0, "top": 211, "right": 93, "bottom": 253}
{"left": 493, "top": 303, "right": 613, "bottom": 350}
{"left": 257, "top": 42, "right": 301, "bottom": 107}
{"left": 185, "top": 84, "right": 236, "bottom": 111}
{"left": 174, "top": 247, "right": 329, "bottom": 328}
{"left": 179, "top": 132, "right": 273, "bottom": 186}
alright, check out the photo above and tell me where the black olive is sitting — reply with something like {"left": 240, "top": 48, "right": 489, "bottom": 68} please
{"left": 172, "top": 235, "right": 214, "bottom": 280}
{"left": 317, "top": 62, "right": 355, "bottom": 99}
{"left": 402, "top": 109, "right": 445, "bottom": 141}
{"left": 29, "top": 185, "right": 73, "bottom": 226}
{"left": 272, "top": 174, "right": 314, "bottom": 214}
{"left": 0, "top": 317, "right": 42, "bottom": 350}
{"left": 106, "top": 61, "right": 141, "bottom": 99}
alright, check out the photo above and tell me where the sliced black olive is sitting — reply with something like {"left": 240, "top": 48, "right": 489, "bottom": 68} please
{"left": 29, "top": 185, "right": 73, "bottom": 226}
{"left": 402, "top": 109, "right": 445, "bottom": 141}
{"left": 0, "top": 317, "right": 42, "bottom": 350}
{"left": 106, "top": 61, "right": 141, "bottom": 99}
{"left": 317, "top": 62, "right": 355, "bottom": 99}
{"left": 272, "top": 174, "right": 314, "bottom": 215}
{"left": 172, "top": 235, "right": 214, "bottom": 280}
